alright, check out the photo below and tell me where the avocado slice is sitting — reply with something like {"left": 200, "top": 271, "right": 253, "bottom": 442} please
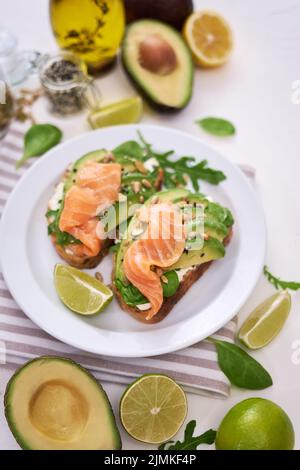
{"left": 4, "top": 357, "right": 121, "bottom": 450}
{"left": 167, "top": 237, "right": 226, "bottom": 270}
{"left": 122, "top": 20, "right": 194, "bottom": 110}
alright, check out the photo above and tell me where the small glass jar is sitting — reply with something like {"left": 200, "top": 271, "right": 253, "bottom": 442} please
{"left": 0, "top": 82, "right": 14, "bottom": 139}
{"left": 39, "top": 52, "right": 101, "bottom": 115}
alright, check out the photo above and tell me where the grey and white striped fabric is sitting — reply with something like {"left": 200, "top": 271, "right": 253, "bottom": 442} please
{"left": 0, "top": 123, "right": 249, "bottom": 398}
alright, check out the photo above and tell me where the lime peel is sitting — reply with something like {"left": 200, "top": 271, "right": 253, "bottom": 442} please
{"left": 54, "top": 264, "right": 113, "bottom": 316}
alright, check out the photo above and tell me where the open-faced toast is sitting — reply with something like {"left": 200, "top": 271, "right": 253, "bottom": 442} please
{"left": 47, "top": 149, "right": 163, "bottom": 269}
{"left": 112, "top": 189, "right": 234, "bottom": 323}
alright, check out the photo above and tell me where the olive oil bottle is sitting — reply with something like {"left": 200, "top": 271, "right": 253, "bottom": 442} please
{"left": 50, "top": 0, "right": 125, "bottom": 72}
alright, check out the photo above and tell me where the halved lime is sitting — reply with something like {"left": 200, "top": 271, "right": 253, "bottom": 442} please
{"left": 238, "top": 290, "right": 291, "bottom": 350}
{"left": 88, "top": 96, "right": 143, "bottom": 129}
{"left": 54, "top": 264, "right": 113, "bottom": 315}
{"left": 120, "top": 374, "right": 187, "bottom": 444}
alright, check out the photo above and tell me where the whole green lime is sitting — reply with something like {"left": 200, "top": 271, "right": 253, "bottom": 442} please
{"left": 216, "top": 398, "right": 295, "bottom": 450}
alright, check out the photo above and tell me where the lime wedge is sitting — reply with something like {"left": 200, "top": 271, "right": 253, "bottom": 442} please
{"left": 120, "top": 374, "right": 187, "bottom": 444}
{"left": 54, "top": 264, "right": 113, "bottom": 315}
{"left": 88, "top": 96, "right": 143, "bottom": 129}
{"left": 238, "top": 290, "right": 291, "bottom": 350}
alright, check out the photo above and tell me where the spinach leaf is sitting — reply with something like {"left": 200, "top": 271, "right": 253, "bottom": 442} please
{"left": 16, "top": 124, "right": 62, "bottom": 169}
{"left": 159, "top": 421, "right": 216, "bottom": 450}
{"left": 46, "top": 209, "right": 81, "bottom": 247}
{"left": 161, "top": 271, "right": 179, "bottom": 298}
{"left": 264, "top": 266, "right": 300, "bottom": 291}
{"left": 115, "top": 279, "right": 147, "bottom": 307}
{"left": 212, "top": 339, "right": 273, "bottom": 390}
{"left": 197, "top": 117, "right": 236, "bottom": 137}
{"left": 113, "top": 141, "right": 144, "bottom": 160}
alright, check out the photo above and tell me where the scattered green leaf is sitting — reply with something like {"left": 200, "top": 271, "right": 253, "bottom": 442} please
{"left": 16, "top": 124, "right": 63, "bottom": 169}
{"left": 212, "top": 339, "right": 273, "bottom": 389}
{"left": 159, "top": 421, "right": 216, "bottom": 450}
{"left": 263, "top": 266, "right": 300, "bottom": 291}
{"left": 197, "top": 117, "right": 236, "bottom": 137}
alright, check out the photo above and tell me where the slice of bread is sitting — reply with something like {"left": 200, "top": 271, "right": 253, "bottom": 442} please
{"left": 48, "top": 168, "right": 164, "bottom": 269}
{"left": 112, "top": 228, "right": 233, "bottom": 323}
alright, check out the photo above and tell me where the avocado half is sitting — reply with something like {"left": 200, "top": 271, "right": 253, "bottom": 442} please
{"left": 4, "top": 356, "right": 121, "bottom": 450}
{"left": 122, "top": 20, "right": 194, "bottom": 111}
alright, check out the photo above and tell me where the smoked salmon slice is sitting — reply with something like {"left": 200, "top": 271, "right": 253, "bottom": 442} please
{"left": 59, "top": 161, "right": 121, "bottom": 257}
{"left": 123, "top": 203, "right": 186, "bottom": 320}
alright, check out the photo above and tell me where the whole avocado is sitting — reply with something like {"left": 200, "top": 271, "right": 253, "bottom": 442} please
{"left": 124, "top": 0, "right": 194, "bottom": 30}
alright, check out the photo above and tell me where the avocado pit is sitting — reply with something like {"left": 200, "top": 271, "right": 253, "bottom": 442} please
{"left": 139, "top": 34, "right": 177, "bottom": 75}
{"left": 29, "top": 380, "right": 89, "bottom": 441}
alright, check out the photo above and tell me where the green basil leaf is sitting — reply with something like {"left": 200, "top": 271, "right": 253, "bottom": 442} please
{"left": 213, "top": 339, "right": 273, "bottom": 389}
{"left": 197, "top": 117, "right": 236, "bottom": 137}
{"left": 16, "top": 124, "right": 62, "bottom": 169}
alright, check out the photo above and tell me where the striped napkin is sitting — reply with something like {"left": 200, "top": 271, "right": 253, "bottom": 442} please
{"left": 0, "top": 123, "right": 252, "bottom": 398}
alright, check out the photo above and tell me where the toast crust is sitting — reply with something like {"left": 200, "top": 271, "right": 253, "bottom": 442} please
{"left": 48, "top": 167, "right": 164, "bottom": 269}
{"left": 112, "top": 228, "right": 233, "bottom": 324}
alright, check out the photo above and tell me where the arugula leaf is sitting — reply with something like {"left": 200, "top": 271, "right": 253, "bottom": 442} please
{"left": 115, "top": 279, "right": 147, "bottom": 307}
{"left": 264, "top": 266, "right": 300, "bottom": 291}
{"left": 137, "top": 131, "right": 226, "bottom": 191}
{"left": 159, "top": 421, "right": 216, "bottom": 450}
{"left": 46, "top": 209, "right": 81, "bottom": 247}
{"left": 212, "top": 339, "right": 273, "bottom": 390}
{"left": 197, "top": 117, "right": 236, "bottom": 137}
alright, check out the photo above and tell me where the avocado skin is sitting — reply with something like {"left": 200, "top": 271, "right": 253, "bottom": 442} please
{"left": 124, "top": 0, "right": 194, "bottom": 30}
{"left": 4, "top": 356, "right": 122, "bottom": 450}
{"left": 122, "top": 20, "right": 194, "bottom": 111}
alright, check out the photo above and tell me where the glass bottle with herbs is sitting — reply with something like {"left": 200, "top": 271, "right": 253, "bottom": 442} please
{"left": 50, "top": 0, "right": 125, "bottom": 73}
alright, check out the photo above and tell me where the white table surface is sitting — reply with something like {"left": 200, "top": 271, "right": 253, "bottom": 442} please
{"left": 1, "top": 0, "right": 300, "bottom": 450}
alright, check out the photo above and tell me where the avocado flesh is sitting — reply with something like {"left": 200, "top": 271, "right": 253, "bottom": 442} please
{"left": 168, "top": 237, "right": 225, "bottom": 270}
{"left": 115, "top": 188, "right": 190, "bottom": 283}
{"left": 122, "top": 20, "right": 194, "bottom": 110}
{"left": 4, "top": 357, "right": 121, "bottom": 450}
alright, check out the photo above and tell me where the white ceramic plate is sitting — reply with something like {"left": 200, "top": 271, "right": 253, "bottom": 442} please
{"left": 0, "top": 125, "right": 265, "bottom": 357}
